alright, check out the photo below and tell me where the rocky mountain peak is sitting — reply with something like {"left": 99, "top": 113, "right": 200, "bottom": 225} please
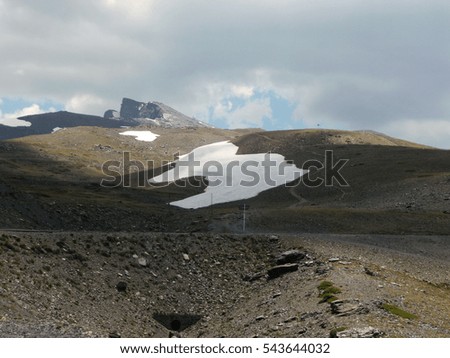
{"left": 104, "top": 97, "right": 209, "bottom": 128}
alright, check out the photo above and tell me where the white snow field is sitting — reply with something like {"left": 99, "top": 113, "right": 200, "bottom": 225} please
{"left": 150, "top": 141, "right": 307, "bottom": 209}
{"left": 119, "top": 130, "right": 160, "bottom": 142}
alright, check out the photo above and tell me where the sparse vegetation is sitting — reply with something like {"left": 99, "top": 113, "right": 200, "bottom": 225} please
{"left": 382, "top": 303, "right": 418, "bottom": 320}
{"left": 318, "top": 281, "right": 341, "bottom": 303}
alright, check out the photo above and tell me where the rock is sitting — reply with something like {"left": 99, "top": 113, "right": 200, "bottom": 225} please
{"left": 328, "top": 257, "right": 340, "bottom": 262}
{"left": 275, "top": 250, "right": 306, "bottom": 265}
{"left": 242, "top": 272, "right": 265, "bottom": 282}
{"left": 284, "top": 316, "right": 297, "bottom": 323}
{"left": 182, "top": 253, "right": 190, "bottom": 261}
{"left": 315, "top": 266, "right": 329, "bottom": 275}
{"left": 364, "top": 267, "right": 378, "bottom": 276}
{"left": 108, "top": 331, "right": 121, "bottom": 338}
{"left": 138, "top": 258, "right": 147, "bottom": 267}
{"left": 255, "top": 315, "right": 266, "bottom": 321}
{"left": 119, "top": 98, "right": 206, "bottom": 128}
{"left": 267, "top": 263, "right": 299, "bottom": 279}
{"left": 330, "top": 300, "right": 369, "bottom": 317}
{"left": 337, "top": 327, "right": 383, "bottom": 338}
{"left": 103, "top": 109, "right": 121, "bottom": 120}
{"left": 116, "top": 281, "right": 128, "bottom": 292}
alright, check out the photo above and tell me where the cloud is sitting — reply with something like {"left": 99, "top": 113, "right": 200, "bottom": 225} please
{"left": 213, "top": 96, "right": 272, "bottom": 128}
{"left": 383, "top": 119, "right": 450, "bottom": 150}
{"left": 0, "top": 0, "right": 449, "bottom": 147}
{"left": 0, "top": 103, "right": 47, "bottom": 127}
{"left": 66, "top": 94, "right": 109, "bottom": 116}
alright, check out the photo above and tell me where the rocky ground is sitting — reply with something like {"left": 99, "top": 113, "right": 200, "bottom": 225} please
{"left": 1, "top": 231, "right": 448, "bottom": 338}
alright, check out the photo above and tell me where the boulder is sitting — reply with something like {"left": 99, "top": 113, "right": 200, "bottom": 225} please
{"left": 103, "top": 109, "right": 121, "bottom": 120}
{"left": 330, "top": 300, "right": 369, "bottom": 317}
{"left": 275, "top": 250, "right": 305, "bottom": 265}
{"left": 267, "top": 263, "right": 299, "bottom": 279}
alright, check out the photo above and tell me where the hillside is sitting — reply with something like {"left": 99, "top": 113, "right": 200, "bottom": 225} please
{"left": 0, "top": 231, "right": 448, "bottom": 337}
{"left": 0, "top": 127, "right": 448, "bottom": 234}
{"left": 0, "top": 125, "right": 449, "bottom": 338}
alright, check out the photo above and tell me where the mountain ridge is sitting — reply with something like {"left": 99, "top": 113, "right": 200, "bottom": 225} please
{"left": 0, "top": 98, "right": 208, "bottom": 140}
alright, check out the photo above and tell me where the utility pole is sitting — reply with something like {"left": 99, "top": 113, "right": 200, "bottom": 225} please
{"left": 210, "top": 192, "right": 213, "bottom": 219}
{"left": 239, "top": 204, "right": 249, "bottom": 233}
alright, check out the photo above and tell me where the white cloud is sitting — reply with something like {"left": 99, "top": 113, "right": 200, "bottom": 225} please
{"left": 383, "top": 119, "right": 450, "bottom": 150}
{"left": 214, "top": 97, "right": 272, "bottom": 128}
{"left": 100, "top": 0, "right": 156, "bottom": 20}
{"left": 0, "top": 103, "right": 46, "bottom": 127}
{"left": 231, "top": 85, "right": 255, "bottom": 99}
{"left": 0, "top": 0, "right": 449, "bottom": 146}
{"left": 66, "top": 94, "right": 110, "bottom": 116}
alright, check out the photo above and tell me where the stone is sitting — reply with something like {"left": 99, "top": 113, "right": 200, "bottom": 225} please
{"left": 328, "top": 257, "right": 340, "bottom": 262}
{"left": 337, "top": 327, "right": 383, "bottom": 338}
{"left": 103, "top": 110, "right": 121, "bottom": 120}
{"left": 138, "top": 258, "right": 147, "bottom": 267}
{"left": 116, "top": 281, "right": 127, "bottom": 292}
{"left": 242, "top": 272, "right": 265, "bottom": 282}
{"left": 364, "top": 267, "right": 377, "bottom": 276}
{"left": 330, "top": 300, "right": 369, "bottom": 317}
{"left": 275, "top": 250, "right": 306, "bottom": 265}
{"left": 182, "top": 253, "right": 190, "bottom": 261}
{"left": 267, "top": 263, "right": 299, "bottom": 279}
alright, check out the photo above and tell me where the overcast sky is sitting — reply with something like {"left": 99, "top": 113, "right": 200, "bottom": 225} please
{"left": 1, "top": 0, "right": 449, "bottom": 148}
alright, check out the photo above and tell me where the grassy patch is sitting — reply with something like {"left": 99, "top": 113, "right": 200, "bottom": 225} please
{"left": 382, "top": 303, "right": 418, "bottom": 320}
{"left": 318, "top": 280, "right": 342, "bottom": 303}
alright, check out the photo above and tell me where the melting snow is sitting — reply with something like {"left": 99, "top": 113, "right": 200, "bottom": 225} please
{"left": 120, "top": 130, "right": 159, "bottom": 142}
{"left": 150, "top": 141, "right": 307, "bottom": 209}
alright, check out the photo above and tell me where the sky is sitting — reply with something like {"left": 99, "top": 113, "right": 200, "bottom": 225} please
{"left": 0, "top": 0, "right": 449, "bottom": 149}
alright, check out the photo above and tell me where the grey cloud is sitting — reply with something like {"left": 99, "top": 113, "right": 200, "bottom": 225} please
{"left": 0, "top": 0, "right": 449, "bottom": 147}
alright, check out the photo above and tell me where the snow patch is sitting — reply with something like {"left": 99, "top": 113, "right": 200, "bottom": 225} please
{"left": 150, "top": 141, "right": 307, "bottom": 209}
{"left": 120, "top": 130, "right": 160, "bottom": 142}
{"left": 52, "top": 127, "right": 63, "bottom": 133}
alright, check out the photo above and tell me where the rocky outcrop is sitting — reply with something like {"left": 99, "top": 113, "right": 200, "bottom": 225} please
{"left": 336, "top": 327, "right": 383, "bottom": 338}
{"left": 103, "top": 109, "right": 120, "bottom": 120}
{"left": 275, "top": 250, "right": 306, "bottom": 265}
{"left": 117, "top": 98, "right": 208, "bottom": 128}
{"left": 267, "top": 263, "right": 299, "bottom": 279}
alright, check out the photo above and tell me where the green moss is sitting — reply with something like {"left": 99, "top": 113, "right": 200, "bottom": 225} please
{"left": 382, "top": 303, "right": 418, "bottom": 320}
{"left": 318, "top": 281, "right": 334, "bottom": 290}
{"left": 318, "top": 280, "right": 342, "bottom": 304}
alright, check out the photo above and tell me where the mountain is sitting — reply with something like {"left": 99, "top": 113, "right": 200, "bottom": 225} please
{"left": 104, "top": 97, "right": 209, "bottom": 128}
{"left": 0, "top": 111, "right": 138, "bottom": 141}
{"left": 0, "top": 98, "right": 208, "bottom": 140}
